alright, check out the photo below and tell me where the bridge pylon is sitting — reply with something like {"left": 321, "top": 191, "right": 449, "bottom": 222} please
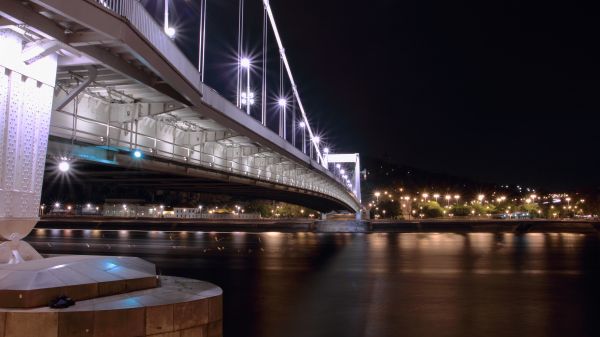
{"left": 323, "top": 153, "right": 363, "bottom": 219}
{"left": 0, "top": 29, "right": 58, "bottom": 262}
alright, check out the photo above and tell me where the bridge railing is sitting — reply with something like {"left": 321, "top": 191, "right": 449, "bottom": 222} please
{"left": 50, "top": 108, "right": 358, "bottom": 209}
{"left": 94, "top": 0, "right": 201, "bottom": 90}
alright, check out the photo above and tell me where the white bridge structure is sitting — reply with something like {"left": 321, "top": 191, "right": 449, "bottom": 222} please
{"left": 0, "top": 0, "right": 363, "bottom": 258}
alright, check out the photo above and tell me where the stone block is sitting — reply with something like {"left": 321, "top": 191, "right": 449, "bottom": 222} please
{"left": 4, "top": 312, "right": 58, "bottom": 337}
{"left": 61, "top": 283, "right": 99, "bottom": 301}
{"left": 208, "top": 296, "right": 222, "bottom": 322}
{"left": 58, "top": 311, "right": 94, "bottom": 337}
{"left": 97, "top": 280, "right": 127, "bottom": 297}
{"left": 173, "top": 299, "right": 208, "bottom": 331}
{"left": 93, "top": 308, "right": 144, "bottom": 337}
{"left": 146, "top": 304, "right": 174, "bottom": 335}
{"left": 127, "top": 277, "right": 157, "bottom": 292}
{"left": 180, "top": 326, "right": 207, "bottom": 337}
{"left": 207, "top": 321, "right": 222, "bottom": 337}
{"left": 0, "top": 312, "right": 5, "bottom": 337}
{"left": 148, "top": 332, "right": 180, "bottom": 337}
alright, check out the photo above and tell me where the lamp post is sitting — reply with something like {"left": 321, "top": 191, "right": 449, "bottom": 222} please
{"left": 310, "top": 136, "right": 320, "bottom": 160}
{"left": 164, "top": 0, "right": 176, "bottom": 38}
{"left": 299, "top": 121, "right": 306, "bottom": 154}
{"left": 241, "top": 58, "right": 251, "bottom": 115}
{"left": 278, "top": 98, "right": 286, "bottom": 139}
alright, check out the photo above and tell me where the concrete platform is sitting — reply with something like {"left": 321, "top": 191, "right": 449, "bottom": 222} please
{"left": 0, "top": 275, "right": 222, "bottom": 337}
{"left": 0, "top": 256, "right": 157, "bottom": 308}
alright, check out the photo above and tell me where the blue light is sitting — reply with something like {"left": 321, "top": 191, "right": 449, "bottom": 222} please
{"left": 133, "top": 150, "right": 142, "bottom": 159}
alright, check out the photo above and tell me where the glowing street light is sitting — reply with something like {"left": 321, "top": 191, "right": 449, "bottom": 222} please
{"left": 58, "top": 160, "right": 70, "bottom": 173}
{"left": 374, "top": 191, "right": 381, "bottom": 203}
{"left": 433, "top": 194, "right": 440, "bottom": 202}
{"left": 165, "top": 27, "right": 176, "bottom": 38}
{"left": 241, "top": 92, "right": 255, "bottom": 106}
{"left": 445, "top": 195, "right": 451, "bottom": 206}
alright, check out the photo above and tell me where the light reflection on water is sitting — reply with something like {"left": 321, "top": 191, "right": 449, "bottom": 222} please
{"left": 28, "top": 229, "right": 600, "bottom": 337}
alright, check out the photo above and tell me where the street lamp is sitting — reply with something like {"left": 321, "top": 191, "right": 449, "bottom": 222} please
{"left": 433, "top": 194, "right": 440, "bottom": 202}
{"left": 310, "top": 136, "right": 320, "bottom": 159}
{"left": 299, "top": 121, "right": 306, "bottom": 154}
{"left": 164, "top": 0, "right": 176, "bottom": 38}
{"left": 374, "top": 192, "right": 381, "bottom": 203}
{"left": 241, "top": 57, "right": 251, "bottom": 115}
{"left": 445, "top": 195, "right": 451, "bottom": 206}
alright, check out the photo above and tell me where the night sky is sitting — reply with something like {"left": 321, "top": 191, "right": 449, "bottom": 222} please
{"left": 146, "top": 0, "right": 599, "bottom": 190}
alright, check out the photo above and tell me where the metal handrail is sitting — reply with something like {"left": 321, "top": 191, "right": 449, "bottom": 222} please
{"left": 50, "top": 110, "right": 357, "bottom": 207}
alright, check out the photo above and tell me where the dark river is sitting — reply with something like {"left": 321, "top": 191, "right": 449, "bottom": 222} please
{"left": 27, "top": 228, "right": 600, "bottom": 337}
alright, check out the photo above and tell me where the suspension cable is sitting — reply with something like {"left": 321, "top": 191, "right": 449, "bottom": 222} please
{"left": 262, "top": 0, "right": 324, "bottom": 164}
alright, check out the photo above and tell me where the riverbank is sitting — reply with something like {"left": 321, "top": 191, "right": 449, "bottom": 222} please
{"left": 36, "top": 217, "right": 600, "bottom": 233}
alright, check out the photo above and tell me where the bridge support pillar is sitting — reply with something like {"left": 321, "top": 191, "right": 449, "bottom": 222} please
{"left": 0, "top": 30, "right": 57, "bottom": 263}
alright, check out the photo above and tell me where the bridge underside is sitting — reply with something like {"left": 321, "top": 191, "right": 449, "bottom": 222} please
{"left": 45, "top": 139, "right": 354, "bottom": 213}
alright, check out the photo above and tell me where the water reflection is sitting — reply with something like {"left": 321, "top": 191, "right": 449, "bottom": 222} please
{"left": 28, "top": 229, "right": 600, "bottom": 337}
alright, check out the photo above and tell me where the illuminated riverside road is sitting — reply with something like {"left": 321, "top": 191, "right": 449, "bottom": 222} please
{"left": 28, "top": 228, "right": 600, "bottom": 337}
